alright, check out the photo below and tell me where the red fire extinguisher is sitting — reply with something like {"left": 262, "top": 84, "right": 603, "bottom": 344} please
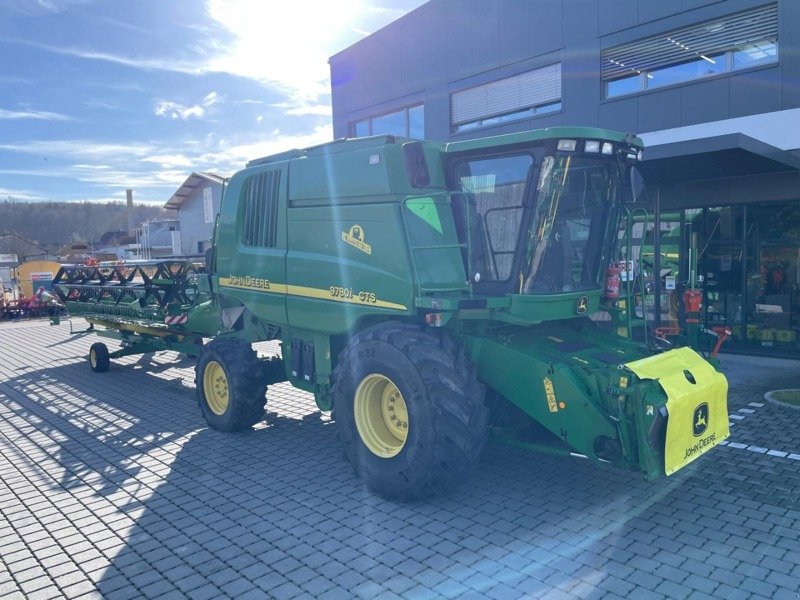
{"left": 604, "top": 263, "right": 622, "bottom": 299}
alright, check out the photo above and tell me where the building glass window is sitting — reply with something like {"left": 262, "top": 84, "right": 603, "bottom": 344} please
{"left": 354, "top": 120, "right": 369, "bottom": 137}
{"left": 451, "top": 63, "right": 562, "bottom": 133}
{"left": 371, "top": 109, "right": 405, "bottom": 136}
{"left": 408, "top": 104, "right": 424, "bottom": 139}
{"left": 602, "top": 3, "right": 778, "bottom": 98}
{"left": 606, "top": 75, "right": 640, "bottom": 97}
{"left": 648, "top": 53, "right": 726, "bottom": 89}
{"left": 733, "top": 40, "right": 778, "bottom": 69}
{"left": 349, "top": 104, "right": 424, "bottom": 139}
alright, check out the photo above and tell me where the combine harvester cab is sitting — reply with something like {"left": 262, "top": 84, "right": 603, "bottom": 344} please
{"left": 430, "top": 129, "right": 730, "bottom": 481}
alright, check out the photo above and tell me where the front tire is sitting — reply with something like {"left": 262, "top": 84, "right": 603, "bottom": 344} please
{"left": 195, "top": 338, "right": 267, "bottom": 431}
{"left": 332, "top": 322, "right": 488, "bottom": 500}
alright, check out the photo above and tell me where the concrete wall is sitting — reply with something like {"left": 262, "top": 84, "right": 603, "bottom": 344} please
{"left": 175, "top": 182, "right": 222, "bottom": 256}
{"left": 330, "top": 0, "right": 798, "bottom": 146}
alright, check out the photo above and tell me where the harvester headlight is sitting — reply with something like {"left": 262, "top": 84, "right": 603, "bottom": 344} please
{"left": 602, "top": 142, "right": 614, "bottom": 155}
{"left": 584, "top": 140, "right": 600, "bottom": 153}
{"left": 557, "top": 139, "right": 577, "bottom": 152}
{"left": 474, "top": 272, "right": 481, "bottom": 283}
{"left": 625, "top": 148, "right": 644, "bottom": 161}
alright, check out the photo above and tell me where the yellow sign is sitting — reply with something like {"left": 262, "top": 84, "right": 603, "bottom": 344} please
{"left": 624, "top": 347, "right": 729, "bottom": 476}
{"left": 342, "top": 224, "right": 372, "bottom": 255}
{"left": 576, "top": 296, "right": 589, "bottom": 314}
{"left": 543, "top": 377, "right": 558, "bottom": 413}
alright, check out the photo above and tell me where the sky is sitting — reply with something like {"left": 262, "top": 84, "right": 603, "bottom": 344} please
{"left": 0, "top": 0, "right": 427, "bottom": 204}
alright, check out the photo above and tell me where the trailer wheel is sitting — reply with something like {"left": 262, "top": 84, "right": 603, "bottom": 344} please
{"left": 89, "top": 342, "right": 110, "bottom": 373}
{"left": 195, "top": 338, "right": 267, "bottom": 432}
{"left": 332, "top": 322, "right": 488, "bottom": 500}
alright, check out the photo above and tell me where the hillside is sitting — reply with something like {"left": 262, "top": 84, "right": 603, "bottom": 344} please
{"left": 0, "top": 200, "right": 166, "bottom": 252}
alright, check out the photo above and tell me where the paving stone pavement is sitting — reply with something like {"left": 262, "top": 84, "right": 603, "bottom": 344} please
{"left": 0, "top": 319, "right": 799, "bottom": 600}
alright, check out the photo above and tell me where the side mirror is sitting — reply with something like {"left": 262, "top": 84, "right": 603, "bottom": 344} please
{"left": 402, "top": 141, "right": 430, "bottom": 188}
{"left": 629, "top": 165, "right": 645, "bottom": 204}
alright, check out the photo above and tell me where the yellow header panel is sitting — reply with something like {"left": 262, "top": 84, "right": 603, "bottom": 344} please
{"left": 625, "top": 347, "right": 729, "bottom": 476}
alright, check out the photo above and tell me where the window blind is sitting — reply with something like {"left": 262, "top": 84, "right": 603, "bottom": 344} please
{"left": 452, "top": 63, "right": 562, "bottom": 125}
{"left": 602, "top": 3, "right": 778, "bottom": 81}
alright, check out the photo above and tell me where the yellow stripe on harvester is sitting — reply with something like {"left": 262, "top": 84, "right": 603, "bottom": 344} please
{"left": 624, "top": 347, "right": 729, "bottom": 476}
{"left": 218, "top": 278, "right": 407, "bottom": 311}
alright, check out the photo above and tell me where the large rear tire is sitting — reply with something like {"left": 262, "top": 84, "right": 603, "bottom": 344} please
{"left": 332, "top": 322, "right": 488, "bottom": 500}
{"left": 195, "top": 338, "right": 267, "bottom": 431}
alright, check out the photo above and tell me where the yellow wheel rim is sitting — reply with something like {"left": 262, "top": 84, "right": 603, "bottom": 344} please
{"left": 90, "top": 349, "right": 97, "bottom": 369}
{"left": 354, "top": 373, "right": 408, "bottom": 458}
{"left": 203, "top": 360, "right": 229, "bottom": 416}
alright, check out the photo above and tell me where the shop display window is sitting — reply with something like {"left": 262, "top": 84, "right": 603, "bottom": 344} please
{"left": 700, "top": 204, "right": 800, "bottom": 350}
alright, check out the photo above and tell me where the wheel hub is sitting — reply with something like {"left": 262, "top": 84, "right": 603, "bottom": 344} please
{"left": 203, "top": 361, "right": 229, "bottom": 415}
{"left": 90, "top": 349, "right": 97, "bottom": 369}
{"left": 354, "top": 373, "right": 408, "bottom": 458}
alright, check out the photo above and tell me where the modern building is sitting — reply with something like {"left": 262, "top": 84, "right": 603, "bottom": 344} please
{"left": 330, "top": 0, "right": 800, "bottom": 356}
{"left": 165, "top": 172, "right": 225, "bottom": 256}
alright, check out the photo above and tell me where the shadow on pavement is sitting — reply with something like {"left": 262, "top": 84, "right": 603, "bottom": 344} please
{"left": 3, "top": 350, "right": 798, "bottom": 599}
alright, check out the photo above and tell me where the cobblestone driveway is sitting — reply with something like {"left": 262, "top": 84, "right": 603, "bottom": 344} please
{"left": 1, "top": 319, "right": 799, "bottom": 599}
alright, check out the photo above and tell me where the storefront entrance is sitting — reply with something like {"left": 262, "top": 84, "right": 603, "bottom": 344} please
{"left": 637, "top": 133, "right": 800, "bottom": 358}
{"left": 701, "top": 204, "right": 799, "bottom": 354}
{"left": 640, "top": 203, "right": 800, "bottom": 357}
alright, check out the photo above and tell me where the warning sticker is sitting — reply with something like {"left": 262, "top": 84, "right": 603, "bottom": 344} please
{"left": 543, "top": 377, "right": 558, "bottom": 413}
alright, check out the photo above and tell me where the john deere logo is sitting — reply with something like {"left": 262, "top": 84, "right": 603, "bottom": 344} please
{"left": 342, "top": 224, "right": 372, "bottom": 255}
{"left": 693, "top": 403, "right": 709, "bottom": 437}
{"left": 576, "top": 296, "right": 589, "bottom": 314}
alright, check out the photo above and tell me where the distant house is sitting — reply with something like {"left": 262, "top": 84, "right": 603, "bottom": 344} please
{"left": 0, "top": 232, "right": 50, "bottom": 262}
{"left": 59, "top": 241, "right": 92, "bottom": 263}
{"left": 165, "top": 172, "right": 225, "bottom": 256}
{"left": 99, "top": 229, "right": 128, "bottom": 246}
{"left": 137, "top": 219, "right": 180, "bottom": 259}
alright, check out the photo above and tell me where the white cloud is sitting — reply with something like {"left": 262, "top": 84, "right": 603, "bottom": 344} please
{"left": 198, "top": 124, "right": 332, "bottom": 168}
{"left": 270, "top": 101, "right": 332, "bottom": 117}
{"left": 153, "top": 91, "right": 221, "bottom": 120}
{"left": 6, "top": 1, "right": 424, "bottom": 114}
{"left": 0, "top": 124, "right": 332, "bottom": 202}
{"left": 1, "top": 0, "right": 91, "bottom": 16}
{"left": 204, "top": 91, "right": 221, "bottom": 106}
{"left": 0, "top": 140, "right": 155, "bottom": 158}
{"left": 0, "top": 186, "right": 49, "bottom": 202}
{"left": 154, "top": 102, "right": 205, "bottom": 120}
{"left": 8, "top": 39, "right": 205, "bottom": 75}
{"left": 139, "top": 154, "right": 195, "bottom": 169}
{"left": 0, "top": 107, "right": 74, "bottom": 121}
{"left": 83, "top": 99, "right": 123, "bottom": 111}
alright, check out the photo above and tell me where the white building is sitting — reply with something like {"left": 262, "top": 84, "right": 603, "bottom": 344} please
{"left": 165, "top": 172, "right": 225, "bottom": 256}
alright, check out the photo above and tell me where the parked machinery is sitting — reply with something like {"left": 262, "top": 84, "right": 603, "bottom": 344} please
{"left": 53, "top": 128, "right": 729, "bottom": 499}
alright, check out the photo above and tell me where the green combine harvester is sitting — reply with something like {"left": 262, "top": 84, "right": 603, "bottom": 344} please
{"left": 52, "top": 127, "right": 729, "bottom": 499}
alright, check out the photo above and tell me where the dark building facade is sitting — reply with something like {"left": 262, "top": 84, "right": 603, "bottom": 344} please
{"left": 330, "top": 0, "right": 800, "bottom": 356}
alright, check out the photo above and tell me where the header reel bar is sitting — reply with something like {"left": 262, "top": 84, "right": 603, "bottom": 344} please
{"left": 53, "top": 260, "right": 202, "bottom": 318}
